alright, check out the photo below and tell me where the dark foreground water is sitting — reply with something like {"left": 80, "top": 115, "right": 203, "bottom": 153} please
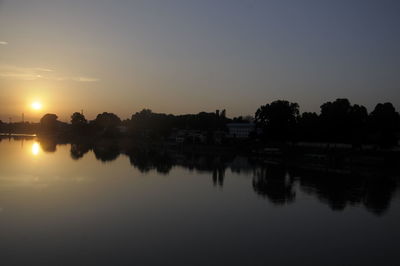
{"left": 0, "top": 138, "right": 400, "bottom": 266}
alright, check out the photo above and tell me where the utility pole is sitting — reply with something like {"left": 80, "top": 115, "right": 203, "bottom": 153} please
{"left": 22, "top": 113, "right": 24, "bottom": 123}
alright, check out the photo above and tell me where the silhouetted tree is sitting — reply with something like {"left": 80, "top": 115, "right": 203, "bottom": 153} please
{"left": 129, "top": 109, "right": 173, "bottom": 138}
{"left": 319, "top": 99, "right": 368, "bottom": 144}
{"left": 368, "top": 103, "right": 400, "bottom": 147}
{"left": 71, "top": 112, "right": 87, "bottom": 126}
{"left": 349, "top": 104, "right": 368, "bottom": 145}
{"left": 95, "top": 112, "right": 121, "bottom": 128}
{"left": 297, "top": 112, "right": 320, "bottom": 141}
{"left": 94, "top": 112, "right": 121, "bottom": 137}
{"left": 71, "top": 112, "right": 88, "bottom": 134}
{"left": 40, "top": 113, "right": 59, "bottom": 133}
{"left": 255, "top": 100, "right": 299, "bottom": 141}
{"left": 320, "top": 99, "right": 352, "bottom": 142}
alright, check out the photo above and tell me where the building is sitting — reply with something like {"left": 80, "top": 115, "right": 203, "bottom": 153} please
{"left": 227, "top": 123, "right": 255, "bottom": 138}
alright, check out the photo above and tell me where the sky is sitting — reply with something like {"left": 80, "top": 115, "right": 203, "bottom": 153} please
{"left": 1, "top": 0, "right": 400, "bottom": 122}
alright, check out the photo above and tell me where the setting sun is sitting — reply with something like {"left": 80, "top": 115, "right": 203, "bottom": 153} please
{"left": 31, "top": 101, "right": 42, "bottom": 110}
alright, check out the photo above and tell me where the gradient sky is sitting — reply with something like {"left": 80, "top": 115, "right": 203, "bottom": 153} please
{"left": 1, "top": 0, "right": 400, "bottom": 122}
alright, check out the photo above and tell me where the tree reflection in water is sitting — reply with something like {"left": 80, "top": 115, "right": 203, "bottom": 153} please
{"left": 38, "top": 138, "right": 58, "bottom": 153}
{"left": 93, "top": 141, "right": 120, "bottom": 162}
{"left": 70, "top": 143, "right": 91, "bottom": 160}
{"left": 295, "top": 169, "right": 398, "bottom": 216}
{"left": 126, "top": 147, "right": 173, "bottom": 174}
{"left": 33, "top": 138, "right": 400, "bottom": 216}
{"left": 252, "top": 165, "right": 296, "bottom": 204}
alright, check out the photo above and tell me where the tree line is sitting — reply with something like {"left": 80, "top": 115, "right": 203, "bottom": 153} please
{"left": 36, "top": 108, "right": 231, "bottom": 140}
{"left": 255, "top": 99, "right": 400, "bottom": 147}
{"left": 1, "top": 98, "right": 399, "bottom": 147}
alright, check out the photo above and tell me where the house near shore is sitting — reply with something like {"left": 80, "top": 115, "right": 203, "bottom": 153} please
{"left": 227, "top": 123, "right": 255, "bottom": 138}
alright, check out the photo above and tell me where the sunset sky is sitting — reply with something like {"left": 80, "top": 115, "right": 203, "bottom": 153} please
{"left": 1, "top": 0, "right": 400, "bottom": 122}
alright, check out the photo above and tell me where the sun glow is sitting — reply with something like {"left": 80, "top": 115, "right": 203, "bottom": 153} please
{"left": 31, "top": 101, "right": 42, "bottom": 110}
{"left": 31, "top": 142, "right": 40, "bottom": 156}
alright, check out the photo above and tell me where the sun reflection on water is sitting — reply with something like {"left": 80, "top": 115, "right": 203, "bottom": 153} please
{"left": 31, "top": 142, "right": 40, "bottom": 156}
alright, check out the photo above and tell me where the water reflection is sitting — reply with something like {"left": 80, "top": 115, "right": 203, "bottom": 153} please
{"left": 295, "top": 168, "right": 398, "bottom": 215}
{"left": 4, "top": 137, "right": 400, "bottom": 216}
{"left": 38, "top": 138, "right": 57, "bottom": 153}
{"left": 126, "top": 147, "right": 173, "bottom": 174}
{"left": 2, "top": 137, "right": 400, "bottom": 265}
{"left": 31, "top": 142, "right": 40, "bottom": 156}
{"left": 93, "top": 141, "right": 120, "bottom": 162}
{"left": 259, "top": 167, "right": 400, "bottom": 215}
{"left": 252, "top": 165, "right": 295, "bottom": 204}
{"left": 57, "top": 139, "right": 400, "bottom": 216}
{"left": 70, "top": 143, "right": 90, "bottom": 160}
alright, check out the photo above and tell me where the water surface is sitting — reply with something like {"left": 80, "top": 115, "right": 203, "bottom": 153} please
{"left": 0, "top": 138, "right": 400, "bottom": 266}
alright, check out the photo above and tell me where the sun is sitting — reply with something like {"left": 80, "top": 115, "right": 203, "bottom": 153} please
{"left": 31, "top": 101, "right": 42, "bottom": 110}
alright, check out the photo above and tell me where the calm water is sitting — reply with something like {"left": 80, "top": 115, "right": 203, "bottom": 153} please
{"left": 1, "top": 137, "right": 400, "bottom": 266}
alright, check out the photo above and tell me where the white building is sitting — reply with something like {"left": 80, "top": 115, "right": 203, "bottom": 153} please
{"left": 227, "top": 123, "right": 255, "bottom": 138}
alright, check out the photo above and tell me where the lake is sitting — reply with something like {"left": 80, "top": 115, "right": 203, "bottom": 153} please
{"left": 1, "top": 137, "right": 400, "bottom": 266}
